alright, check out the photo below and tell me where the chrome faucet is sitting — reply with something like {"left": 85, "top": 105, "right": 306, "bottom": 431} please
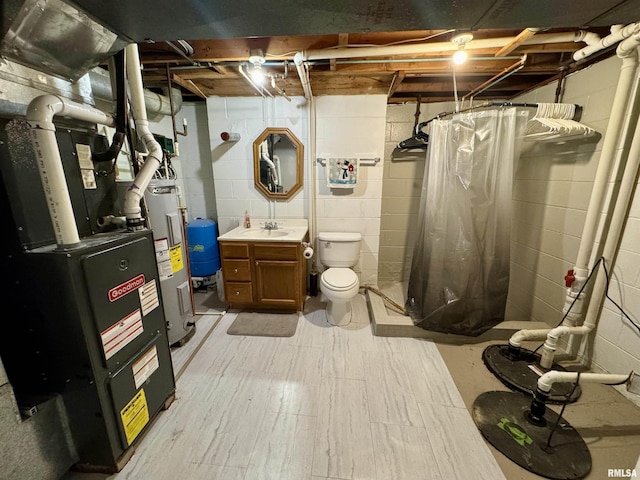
{"left": 264, "top": 221, "right": 278, "bottom": 230}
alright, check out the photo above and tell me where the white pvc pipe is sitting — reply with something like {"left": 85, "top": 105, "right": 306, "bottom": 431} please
{"left": 299, "top": 32, "right": 586, "bottom": 61}
{"left": 573, "top": 53, "right": 638, "bottom": 281}
{"left": 294, "top": 52, "right": 313, "bottom": 100}
{"left": 573, "top": 23, "right": 640, "bottom": 61}
{"left": 26, "top": 95, "right": 115, "bottom": 247}
{"left": 273, "top": 155, "right": 282, "bottom": 187}
{"left": 124, "top": 44, "right": 164, "bottom": 227}
{"left": 509, "top": 38, "right": 640, "bottom": 357}
{"left": 554, "top": 53, "right": 640, "bottom": 351}
{"left": 538, "top": 371, "right": 629, "bottom": 393}
{"left": 538, "top": 44, "right": 640, "bottom": 369}
{"left": 508, "top": 329, "right": 553, "bottom": 348}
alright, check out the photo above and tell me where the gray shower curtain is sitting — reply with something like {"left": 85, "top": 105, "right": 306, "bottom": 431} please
{"left": 406, "top": 108, "right": 528, "bottom": 336}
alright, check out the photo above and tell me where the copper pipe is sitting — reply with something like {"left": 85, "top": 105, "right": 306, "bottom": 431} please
{"left": 462, "top": 55, "right": 527, "bottom": 100}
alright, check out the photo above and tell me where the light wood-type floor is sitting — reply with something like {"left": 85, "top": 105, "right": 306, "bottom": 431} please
{"left": 109, "top": 292, "right": 506, "bottom": 480}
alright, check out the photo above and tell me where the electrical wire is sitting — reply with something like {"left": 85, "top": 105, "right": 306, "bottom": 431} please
{"left": 546, "top": 372, "right": 580, "bottom": 448}
{"left": 545, "top": 370, "right": 632, "bottom": 448}
{"left": 532, "top": 255, "right": 640, "bottom": 356}
{"left": 601, "top": 259, "right": 640, "bottom": 335}
{"left": 265, "top": 29, "right": 456, "bottom": 58}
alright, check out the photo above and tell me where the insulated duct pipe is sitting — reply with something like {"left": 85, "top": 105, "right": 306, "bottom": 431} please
{"left": 26, "top": 95, "right": 115, "bottom": 247}
{"left": 89, "top": 69, "right": 183, "bottom": 117}
{"left": 509, "top": 37, "right": 640, "bottom": 356}
{"left": 538, "top": 36, "right": 640, "bottom": 369}
{"left": 123, "top": 43, "right": 164, "bottom": 229}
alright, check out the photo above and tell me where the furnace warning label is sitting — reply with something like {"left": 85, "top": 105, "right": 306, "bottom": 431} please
{"left": 101, "top": 309, "right": 143, "bottom": 360}
{"left": 75, "top": 143, "right": 97, "bottom": 189}
{"left": 133, "top": 345, "right": 159, "bottom": 389}
{"left": 138, "top": 279, "right": 159, "bottom": 316}
{"left": 169, "top": 244, "right": 184, "bottom": 273}
{"left": 120, "top": 388, "right": 149, "bottom": 446}
{"left": 154, "top": 238, "right": 173, "bottom": 281}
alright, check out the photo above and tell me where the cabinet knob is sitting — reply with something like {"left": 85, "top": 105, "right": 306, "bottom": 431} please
{"left": 255, "top": 261, "right": 259, "bottom": 266}
{"left": 234, "top": 268, "right": 238, "bottom": 273}
{"left": 235, "top": 291, "right": 240, "bottom": 296}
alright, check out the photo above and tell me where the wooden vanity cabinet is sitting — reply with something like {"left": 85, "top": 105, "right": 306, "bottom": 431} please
{"left": 219, "top": 240, "right": 307, "bottom": 311}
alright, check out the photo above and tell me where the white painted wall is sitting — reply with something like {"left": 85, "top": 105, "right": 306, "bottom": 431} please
{"left": 205, "top": 95, "right": 386, "bottom": 286}
{"left": 510, "top": 54, "right": 640, "bottom": 376}
{"left": 206, "top": 96, "right": 309, "bottom": 235}
{"left": 313, "top": 95, "right": 386, "bottom": 286}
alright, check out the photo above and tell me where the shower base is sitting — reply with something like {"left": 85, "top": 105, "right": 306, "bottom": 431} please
{"left": 366, "top": 282, "right": 550, "bottom": 343}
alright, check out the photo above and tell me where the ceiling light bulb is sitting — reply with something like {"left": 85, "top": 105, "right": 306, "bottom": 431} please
{"left": 249, "top": 65, "right": 266, "bottom": 85}
{"left": 453, "top": 49, "right": 467, "bottom": 65}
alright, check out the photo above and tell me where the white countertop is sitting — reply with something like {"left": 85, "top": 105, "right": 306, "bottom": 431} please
{"left": 218, "top": 218, "right": 309, "bottom": 242}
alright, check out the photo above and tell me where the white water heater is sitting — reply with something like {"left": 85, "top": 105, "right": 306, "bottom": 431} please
{"left": 119, "top": 179, "right": 195, "bottom": 346}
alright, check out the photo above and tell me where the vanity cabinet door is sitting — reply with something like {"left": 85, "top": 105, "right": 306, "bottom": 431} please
{"left": 254, "top": 260, "right": 299, "bottom": 308}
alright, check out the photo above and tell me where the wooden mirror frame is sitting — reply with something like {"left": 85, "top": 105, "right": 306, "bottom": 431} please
{"left": 252, "top": 127, "right": 304, "bottom": 200}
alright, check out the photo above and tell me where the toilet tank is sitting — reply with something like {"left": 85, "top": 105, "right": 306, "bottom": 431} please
{"left": 318, "top": 232, "right": 362, "bottom": 267}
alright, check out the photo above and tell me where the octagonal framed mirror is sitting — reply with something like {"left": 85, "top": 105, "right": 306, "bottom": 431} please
{"left": 253, "top": 127, "right": 304, "bottom": 200}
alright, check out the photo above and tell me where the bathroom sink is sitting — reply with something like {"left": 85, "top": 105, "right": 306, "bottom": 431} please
{"left": 241, "top": 229, "right": 289, "bottom": 238}
{"left": 217, "top": 219, "right": 308, "bottom": 242}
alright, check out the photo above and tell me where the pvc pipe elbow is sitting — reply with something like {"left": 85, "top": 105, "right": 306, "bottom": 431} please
{"left": 538, "top": 370, "right": 568, "bottom": 393}
{"left": 293, "top": 51, "right": 306, "bottom": 66}
{"left": 26, "top": 95, "right": 64, "bottom": 127}
{"left": 579, "top": 31, "right": 601, "bottom": 46}
{"left": 548, "top": 325, "right": 571, "bottom": 339}
{"left": 618, "top": 34, "right": 640, "bottom": 59}
{"left": 508, "top": 329, "right": 551, "bottom": 348}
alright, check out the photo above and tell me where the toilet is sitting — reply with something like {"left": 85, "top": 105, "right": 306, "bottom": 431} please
{"left": 318, "top": 231, "right": 362, "bottom": 326}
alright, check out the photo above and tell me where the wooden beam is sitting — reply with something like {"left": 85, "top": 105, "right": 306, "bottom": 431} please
{"left": 331, "top": 33, "right": 350, "bottom": 72}
{"left": 495, "top": 28, "right": 538, "bottom": 57}
{"left": 173, "top": 74, "right": 207, "bottom": 99}
{"left": 387, "top": 71, "right": 406, "bottom": 98}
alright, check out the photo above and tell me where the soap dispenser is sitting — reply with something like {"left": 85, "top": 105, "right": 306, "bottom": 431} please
{"left": 244, "top": 210, "right": 251, "bottom": 228}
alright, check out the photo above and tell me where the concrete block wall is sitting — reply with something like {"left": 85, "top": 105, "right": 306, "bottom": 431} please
{"left": 205, "top": 96, "right": 309, "bottom": 235}
{"left": 378, "top": 101, "right": 453, "bottom": 285}
{"left": 205, "top": 95, "right": 386, "bottom": 286}
{"left": 510, "top": 54, "right": 640, "bottom": 375}
{"left": 314, "top": 95, "right": 387, "bottom": 286}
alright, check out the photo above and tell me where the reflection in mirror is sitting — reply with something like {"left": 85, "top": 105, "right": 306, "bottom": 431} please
{"left": 253, "top": 127, "right": 303, "bottom": 200}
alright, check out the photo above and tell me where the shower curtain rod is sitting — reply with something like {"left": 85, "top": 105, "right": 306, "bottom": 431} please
{"left": 397, "top": 101, "right": 583, "bottom": 149}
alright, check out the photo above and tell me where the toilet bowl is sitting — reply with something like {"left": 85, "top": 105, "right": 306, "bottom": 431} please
{"left": 318, "top": 232, "right": 362, "bottom": 326}
{"left": 320, "top": 267, "right": 360, "bottom": 325}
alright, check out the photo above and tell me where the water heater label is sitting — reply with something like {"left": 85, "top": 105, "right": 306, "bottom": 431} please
{"left": 132, "top": 346, "right": 159, "bottom": 389}
{"left": 101, "top": 309, "right": 143, "bottom": 360}
{"left": 138, "top": 279, "right": 160, "bottom": 316}
{"left": 155, "top": 238, "right": 173, "bottom": 281}
{"left": 109, "top": 274, "right": 146, "bottom": 302}
{"left": 169, "top": 244, "right": 184, "bottom": 273}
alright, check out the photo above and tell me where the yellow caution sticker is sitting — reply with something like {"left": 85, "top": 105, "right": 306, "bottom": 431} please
{"left": 120, "top": 388, "right": 149, "bottom": 446}
{"left": 169, "top": 244, "right": 184, "bottom": 273}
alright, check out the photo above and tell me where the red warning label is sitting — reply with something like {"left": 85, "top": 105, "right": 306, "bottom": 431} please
{"left": 109, "top": 274, "right": 145, "bottom": 302}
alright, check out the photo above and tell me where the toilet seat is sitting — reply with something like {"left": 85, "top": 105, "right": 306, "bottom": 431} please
{"left": 321, "top": 268, "right": 358, "bottom": 291}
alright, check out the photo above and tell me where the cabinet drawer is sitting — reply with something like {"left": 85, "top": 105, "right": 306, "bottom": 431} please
{"left": 253, "top": 243, "right": 298, "bottom": 260}
{"left": 220, "top": 242, "right": 249, "bottom": 259}
{"left": 225, "top": 282, "right": 253, "bottom": 303}
{"left": 222, "top": 259, "right": 251, "bottom": 281}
